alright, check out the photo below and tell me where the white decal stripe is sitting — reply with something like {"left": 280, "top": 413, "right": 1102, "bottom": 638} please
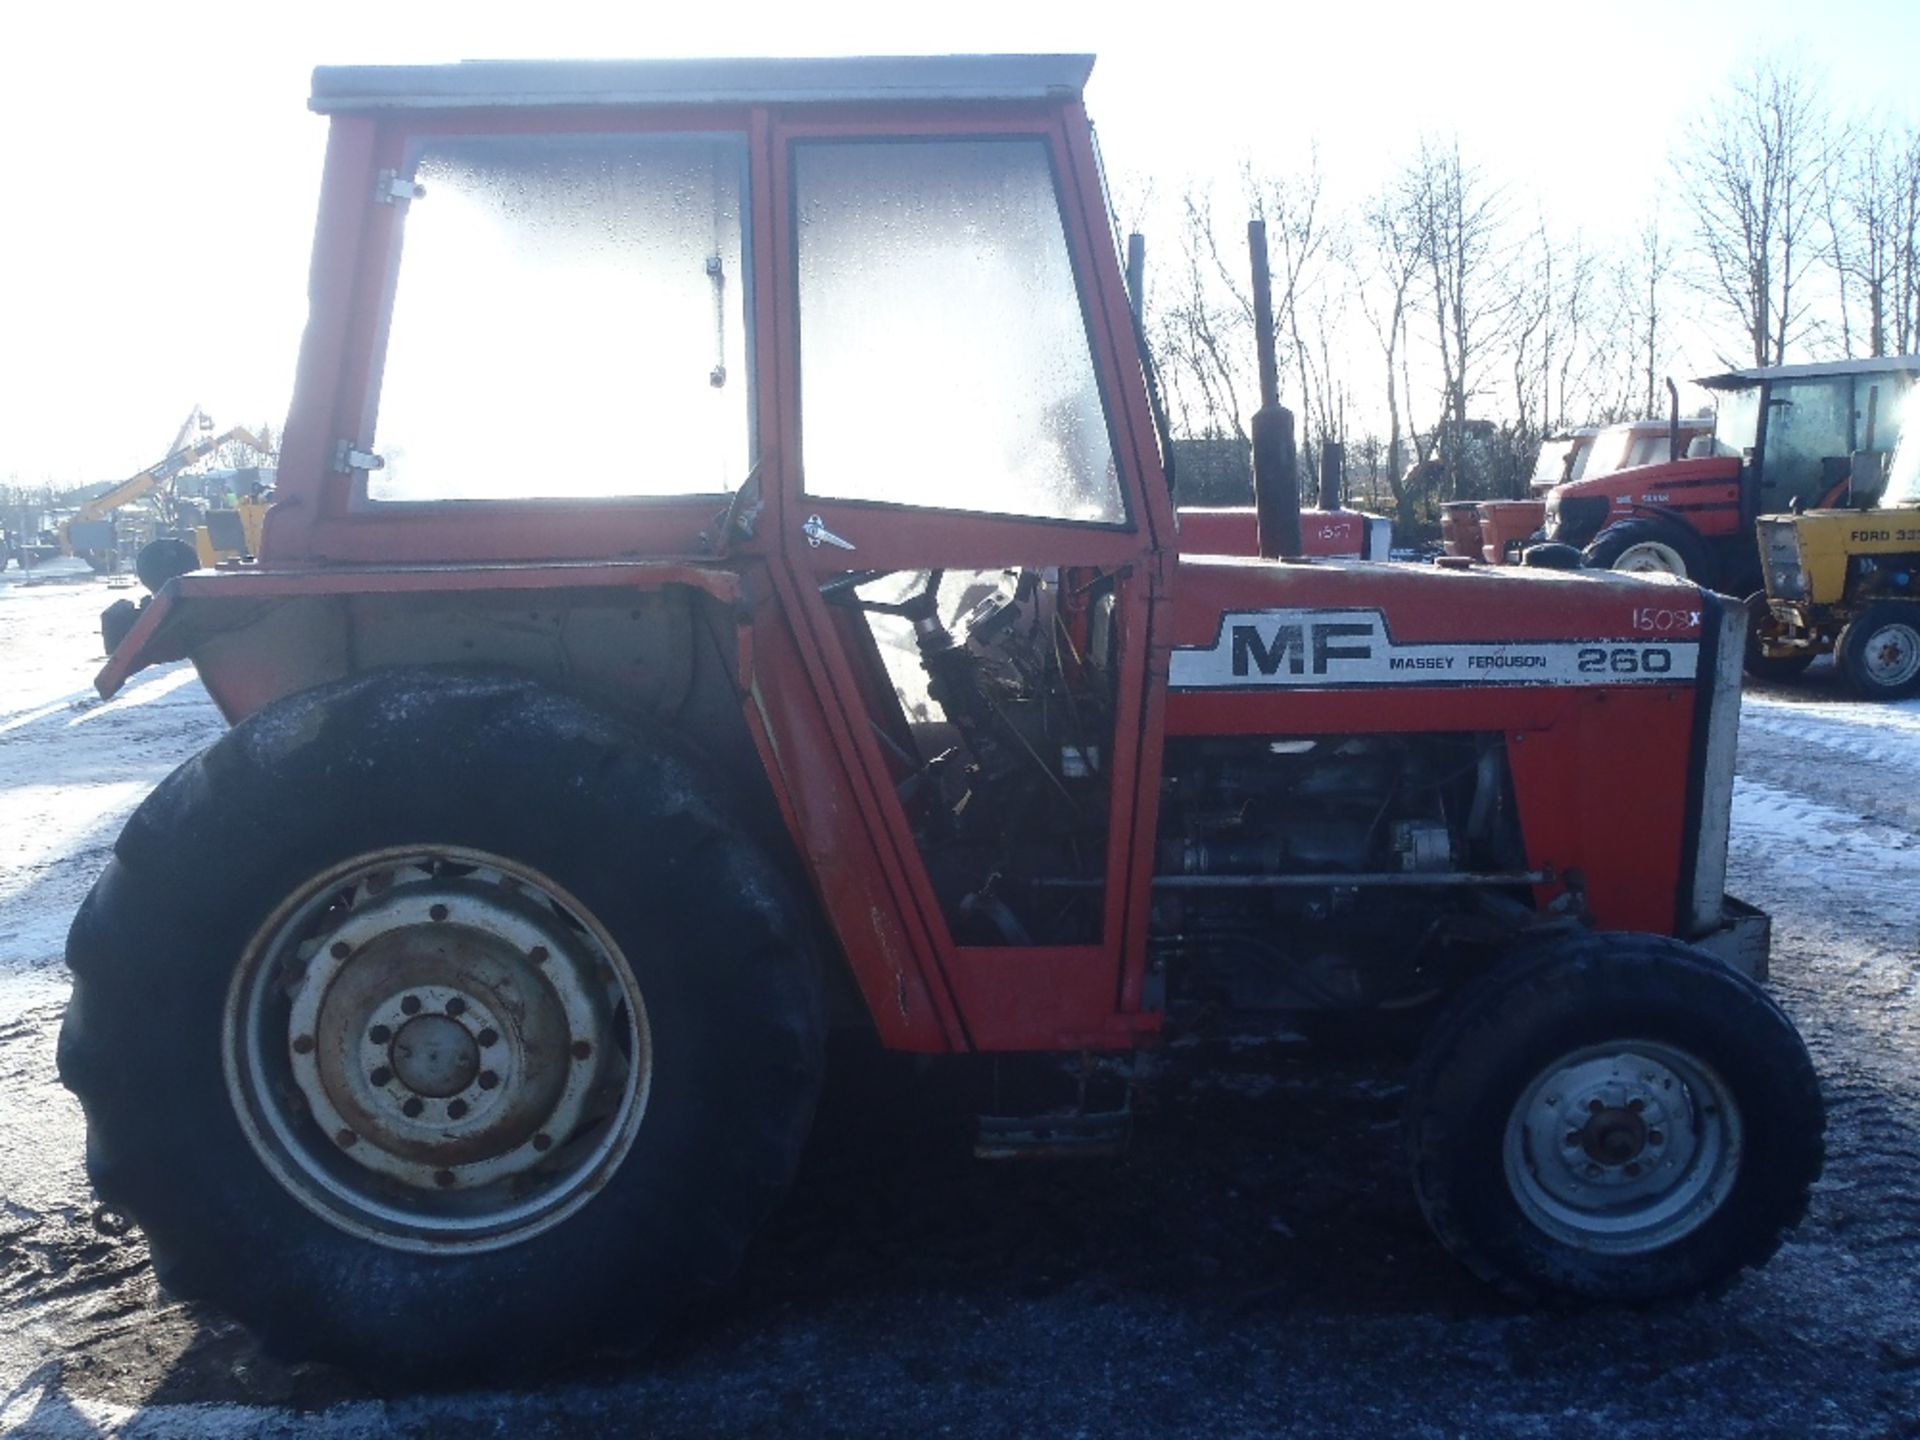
{"left": 1170, "top": 608, "right": 1699, "bottom": 690}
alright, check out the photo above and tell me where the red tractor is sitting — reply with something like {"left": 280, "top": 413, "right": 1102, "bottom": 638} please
{"left": 1443, "top": 419, "right": 1713, "bottom": 567}
{"left": 63, "top": 56, "right": 1821, "bottom": 1382}
{"left": 1539, "top": 359, "right": 1920, "bottom": 584}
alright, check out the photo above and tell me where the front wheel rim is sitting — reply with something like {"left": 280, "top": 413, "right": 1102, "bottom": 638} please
{"left": 1859, "top": 621, "right": 1920, "bottom": 688}
{"left": 224, "top": 847, "right": 651, "bottom": 1254}
{"left": 1612, "top": 540, "right": 1687, "bottom": 576}
{"left": 1502, "top": 1041, "right": 1742, "bottom": 1255}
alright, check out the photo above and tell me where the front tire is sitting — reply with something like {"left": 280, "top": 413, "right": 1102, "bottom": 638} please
{"left": 1405, "top": 933, "right": 1822, "bottom": 1303}
{"left": 1741, "top": 591, "right": 1816, "bottom": 682}
{"left": 1836, "top": 601, "right": 1920, "bottom": 698}
{"left": 59, "top": 669, "right": 824, "bottom": 1382}
{"left": 1583, "top": 518, "right": 1707, "bottom": 582}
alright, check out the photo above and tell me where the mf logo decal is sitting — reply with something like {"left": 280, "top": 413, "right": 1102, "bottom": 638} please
{"left": 1170, "top": 608, "right": 1700, "bottom": 690}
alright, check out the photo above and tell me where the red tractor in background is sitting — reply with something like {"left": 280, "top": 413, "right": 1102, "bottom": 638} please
{"left": 1443, "top": 418, "right": 1710, "bottom": 567}
{"left": 61, "top": 55, "right": 1821, "bottom": 1382}
{"left": 1541, "top": 359, "right": 1920, "bottom": 585}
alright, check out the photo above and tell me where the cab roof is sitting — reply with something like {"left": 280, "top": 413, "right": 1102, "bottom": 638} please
{"left": 309, "top": 54, "right": 1096, "bottom": 114}
{"left": 1695, "top": 355, "right": 1920, "bottom": 390}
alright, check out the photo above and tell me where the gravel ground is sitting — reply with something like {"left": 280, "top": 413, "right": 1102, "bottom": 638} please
{"left": 2, "top": 572, "right": 1918, "bottom": 1438}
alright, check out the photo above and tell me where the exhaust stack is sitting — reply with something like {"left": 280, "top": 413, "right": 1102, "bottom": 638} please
{"left": 1248, "top": 220, "right": 1301, "bottom": 560}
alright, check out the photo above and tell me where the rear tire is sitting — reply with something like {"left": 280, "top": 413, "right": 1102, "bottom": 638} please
{"left": 1836, "top": 600, "right": 1920, "bottom": 699}
{"left": 59, "top": 669, "right": 824, "bottom": 1383}
{"left": 1405, "top": 932, "right": 1822, "bottom": 1303}
{"left": 1583, "top": 519, "right": 1708, "bottom": 582}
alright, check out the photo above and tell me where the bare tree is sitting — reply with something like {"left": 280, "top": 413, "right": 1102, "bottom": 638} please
{"left": 1351, "top": 183, "right": 1426, "bottom": 527}
{"left": 1675, "top": 58, "right": 1830, "bottom": 366}
{"left": 1149, "top": 186, "right": 1252, "bottom": 442}
{"left": 1402, "top": 137, "right": 1508, "bottom": 497}
{"left": 1823, "top": 119, "right": 1920, "bottom": 357}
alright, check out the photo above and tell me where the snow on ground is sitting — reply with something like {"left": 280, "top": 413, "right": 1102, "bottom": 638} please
{"left": 2, "top": 577, "right": 1920, "bottom": 1436}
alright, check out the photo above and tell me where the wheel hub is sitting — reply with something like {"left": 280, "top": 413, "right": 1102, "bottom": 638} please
{"left": 1503, "top": 1043, "right": 1741, "bottom": 1254}
{"left": 1576, "top": 1105, "right": 1650, "bottom": 1167}
{"left": 389, "top": 1013, "right": 480, "bottom": 1097}
{"left": 226, "top": 849, "right": 651, "bottom": 1253}
{"left": 1864, "top": 623, "right": 1920, "bottom": 685}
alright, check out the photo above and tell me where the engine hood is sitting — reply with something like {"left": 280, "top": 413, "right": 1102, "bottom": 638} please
{"left": 1554, "top": 455, "right": 1740, "bottom": 502}
{"left": 1166, "top": 554, "right": 1707, "bottom": 692}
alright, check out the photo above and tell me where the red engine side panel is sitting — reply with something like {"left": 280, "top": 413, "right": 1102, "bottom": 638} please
{"left": 1160, "top": 557, "right": 1707, "bottom": 935}
{"left": 1176, "top": 507, "right": 1386, "bottom": 559}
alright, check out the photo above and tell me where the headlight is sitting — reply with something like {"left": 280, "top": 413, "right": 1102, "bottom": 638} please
{"left": 1760, "top": 521, "right": 1807, "bottom": 599}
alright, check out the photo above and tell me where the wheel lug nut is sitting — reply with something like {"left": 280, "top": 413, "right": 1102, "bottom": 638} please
{"left": 435, "top": 1169, "right": 456, "bottom": 1188}
{"left": 400, "top": 995, "right": 422, "bottom": 1016}
{"left": 447, "top": 1099, "right": 469, "bottom": 1119}
{"left": 477, "top": 1028, "right": 499, "bottom": 1048}
{"left": 1647, "top": 1130, "right": 1663, "bottom": 1145}
{"left": 402, "top": 1097, "right": 424, "bottom": 1119}
{"left": 292, "top": 1035, "right": 316, "bottom": 1055}
{"left": 446, "top": 997, "right": 466, "bottom": 1017}
{"left": 1627, "top": 1098, "right": 1646, "bottom": 1113}
{"left": 571, "top": 1039, "right": 593, "bottom": 1061}
{"left": 478, "top": 1071, "right": 499, "bottom": 1089}
{"left": 1624, "top": 1162, "right": 1642, "bottom": 1177}
{"left": 1585, "top": 1163, "right": 1601, "bottom": 1177}
{"left": 335, "top": 1128, "right": 357, "bottom": 1148}
{"left": 1588, "top": 1100, "right": 1605, "bottom": 1115}
{"left": 1565, "top": 1131, "right": 1582, "bottom": 1147}
{"left": 529, "top": 946, "right": 549, "bottom": 964}
{"left": 369, "top": 1024, "right": 392, "bottom": 1044}
{"left": 330, "top": 941, "right": 351, "bottom": 959}
{"left": 430, "top": 904, "right": 450, "bottom": 922}
{"left": 532, "top": 1133, "right": 552, "bottom": 1152}
{"left": 370, "top": 1066, "right": 393, "bottom": 1087}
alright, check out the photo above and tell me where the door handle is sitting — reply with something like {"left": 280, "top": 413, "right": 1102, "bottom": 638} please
{"left": 802, "top": 514, "right": 857, "bottom": 551}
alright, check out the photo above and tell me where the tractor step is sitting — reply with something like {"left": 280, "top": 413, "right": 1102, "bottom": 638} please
{"left": 973, "top": 1109, "right": 1131, "bottom": 1159}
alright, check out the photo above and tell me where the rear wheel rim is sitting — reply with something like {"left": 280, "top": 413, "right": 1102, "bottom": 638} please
{"left": 1859, "top": 620, "right": 1920, "bottom": 689}
{"left": 224, "top": 847, "right": 651, "bottom": 1254}
{"left": 1611, "top": 540, "right": 1688, "bottom": 576}
{"left": 1502, "top": 1041, "right": 1742, "bottom": 1255}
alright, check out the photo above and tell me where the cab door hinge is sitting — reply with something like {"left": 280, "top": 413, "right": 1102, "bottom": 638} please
{"left": 333, "top": 440, "right": 385, "bottom": 474}
{"left": 376, "top": 169, "right": 425, "bottom": 205}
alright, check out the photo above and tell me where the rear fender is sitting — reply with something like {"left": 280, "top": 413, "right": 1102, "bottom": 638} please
{"left": 97, "top": 562, "right": 749, "bottom": 726}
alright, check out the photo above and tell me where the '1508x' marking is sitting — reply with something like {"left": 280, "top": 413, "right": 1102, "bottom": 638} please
{"left": 1170, "top": 608, "right": 1699, "bottom": 690}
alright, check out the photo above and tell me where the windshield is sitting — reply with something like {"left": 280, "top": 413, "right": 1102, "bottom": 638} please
{"left": 1583, "top": 428, "right": 1631, "bottom": 478}
{"left": 1881, "top": 387, "right": 1920, "bottom": 505}
{"left": 1710, "top": 386, "right": 1762, "bottom": 459}
{"left": 1530, "top": 439, "right": 1574, "bottom": 487}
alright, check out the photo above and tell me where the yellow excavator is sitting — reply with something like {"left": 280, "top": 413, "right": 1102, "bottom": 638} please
{"left": 62, "top": 408, "right": 265, "bottom": 571}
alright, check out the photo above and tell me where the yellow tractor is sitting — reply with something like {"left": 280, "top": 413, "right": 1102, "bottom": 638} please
{"left": 191, "top": 492, "right": 272, "bottom": 566}
{"left": 1750, "top": 414, "right": 1920, "bottom": 696}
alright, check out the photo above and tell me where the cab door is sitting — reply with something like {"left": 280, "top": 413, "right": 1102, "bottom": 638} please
{"left": 761, "top": 109, "right": 1172, "bottom": 1051}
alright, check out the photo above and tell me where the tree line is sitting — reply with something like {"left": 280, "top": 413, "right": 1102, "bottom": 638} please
{"left": 1137, "top": 57, "right": 1920, "bottom": 531}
